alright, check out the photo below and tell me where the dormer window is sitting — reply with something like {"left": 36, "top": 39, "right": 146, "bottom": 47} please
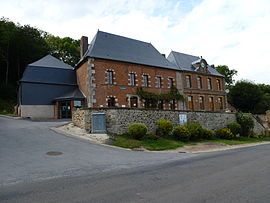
{"left": 201, "top": 61, "right": 206, "bottom": 68}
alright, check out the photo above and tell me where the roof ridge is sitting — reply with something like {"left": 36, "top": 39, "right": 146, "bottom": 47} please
{"left": 172, "top": 51, "right": 200, "bottom": 59}
{"left": 97, "top": 30, "right": 151, "bottom": 45}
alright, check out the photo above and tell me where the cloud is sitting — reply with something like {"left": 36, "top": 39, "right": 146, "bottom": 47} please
{"left": 0, "top": 0, "right": 269, "bottom": 84}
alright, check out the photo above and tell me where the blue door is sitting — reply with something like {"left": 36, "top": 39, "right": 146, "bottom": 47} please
{"left": 92, "top": 113, "right": 106, "bottom": 133}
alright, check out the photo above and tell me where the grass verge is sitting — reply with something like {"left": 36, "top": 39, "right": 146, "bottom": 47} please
{"left": 209, "top": 137, "right": 270, "bottom": 145}
{"left": 112, "top": 135, "right": 270, "bottom": 151}
{"left": 113, "top": 135, "right": 183, "bottom": 151}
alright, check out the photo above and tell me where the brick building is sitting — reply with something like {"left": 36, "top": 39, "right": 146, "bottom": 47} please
{"left": 167, "top": 51, "right": 226, "bottom": 111}
{"left": 76, "top": 31, "right": 227, "bottom": 112}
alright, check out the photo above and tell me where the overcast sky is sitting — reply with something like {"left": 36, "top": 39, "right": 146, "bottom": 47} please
{"left": 1, "top": 0, "right": 269, "bottom": 84}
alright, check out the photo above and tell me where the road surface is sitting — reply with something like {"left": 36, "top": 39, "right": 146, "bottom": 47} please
{"left": 1, "top": 116, "right": 270, "bottom": 202}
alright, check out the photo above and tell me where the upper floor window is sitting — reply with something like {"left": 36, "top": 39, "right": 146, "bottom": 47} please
{"left": 129, "top": 73, "right": 136, "bottom": 86}
{"left": 168, "top": 78, "right": 174, "bottom": 88}
{"left": 216, "top": 79, "right": 221, "bottom": 91}
{"left": 186, "top": 75, "right": 191, "bottom": 88}
{"left": 197, "top": 76, "right": 202, "bottom": 89}
{"left": 199, "top": 96, "right": 205, "bottom": 110}
{"left": 207, "top": 78, "right": 212, "bottom": 90}
{"left": 143, "top": 74, "right": 149, "bottom": 87}
{"left": 156, "top": 76, "right": 162, "bottom": 88}
{"left": 106, "top": 70, "right": 114, "bottom": 85}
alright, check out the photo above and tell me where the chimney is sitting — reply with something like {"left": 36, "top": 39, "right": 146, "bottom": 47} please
{"left": 80, "top": 36, "right": 88, "bottom": 58}
{"left": 161, "top": 54, "right": 166, "bottom": 58}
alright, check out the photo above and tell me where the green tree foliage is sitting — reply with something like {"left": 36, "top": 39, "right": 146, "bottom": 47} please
{"left": 216, "top": 65, "right": 237, "bottom": 87}
{"left": 0, "top": 18, "right": 49, "bottom": 86}
{"left": 45, "top": 35, "right": 80, "bottom": 66}
{"left": 228, "top": 80, "right": 263, "bottom": 113}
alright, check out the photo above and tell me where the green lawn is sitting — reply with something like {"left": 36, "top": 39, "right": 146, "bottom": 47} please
{"left": 112, "top": 135, "right": 270, "bottom": 151}
{"left": 113, "top": 135, "right": 183, "bottom": 151}
{"left": 209, "top": 137, "right": 270, "bottom": 145}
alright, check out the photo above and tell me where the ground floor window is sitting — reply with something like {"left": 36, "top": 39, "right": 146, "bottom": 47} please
{"left": 158, "top": 100, "right": 164, "bottom": 110}
{"left": 130, "top": 96, "right": 138, "bottom": 108}
{"left": 107, "top": 97, "right": 116, "bottom": 107}
{"left": 209, "top": 97, "right": 214, "bottom": 111}
{"left": 144, "top": 99, "right": 157, "bottom": 109}
{"left": 187, "top": 96, "right": 194, "bottom": 110}
{"left": 199, "top": 96, "right": 205, "bottom": 110}
{"left": 218, "top": 97, "right": 223, "bottom": 110}
{"left": 170, "top": 100, "right": 176, "bottom": 110}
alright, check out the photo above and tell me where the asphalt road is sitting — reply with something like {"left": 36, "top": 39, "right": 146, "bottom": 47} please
{"left": 1, "top": 116, "right": 270, "bottom": 202}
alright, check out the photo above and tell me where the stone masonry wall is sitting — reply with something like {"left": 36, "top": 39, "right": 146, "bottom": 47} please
{"left": 72, "top": 109, "right": 91, "bottom": 131}
{"left": 73, "top": 108, "right": 237, "bottom": 134}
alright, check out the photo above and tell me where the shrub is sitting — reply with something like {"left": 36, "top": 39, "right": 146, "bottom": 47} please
{"left": 236, "top": 112, "right": 255, "bottom": 137}
{"left": 185, "top": 122, "right": 203, "bottom": 140}
{"left": 128, "top": 123, "right": 148, "bottom": 140}
{"left": 201, "top": 128, "right": 215, "bottom": 140}
{"left": 215, "top": 128, "right": 235, "bottom": 139}
{"left": 156, "top": 118, "right": 173, "bottom": 137}
{"left": 227, "top": 122, "right": 241, "bottom": 136}
{"left": 172, "top": 125, "right": 191, "bottom": 141}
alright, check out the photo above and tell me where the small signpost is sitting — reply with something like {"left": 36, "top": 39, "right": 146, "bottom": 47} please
{"left": 179, "top": 114, "right": 187, "bottom": 125}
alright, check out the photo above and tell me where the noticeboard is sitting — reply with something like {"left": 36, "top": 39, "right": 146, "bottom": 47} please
{"left": 179, "top": 114, "right": 187, "bottom": 125}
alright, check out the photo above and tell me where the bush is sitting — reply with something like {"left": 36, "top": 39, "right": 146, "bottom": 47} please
{"left": 236, "top": 112, "right": 255, "bottom": 137}
{"left": 172, "top": 125, "right": 191, "bottom": 141}
{"left": 215, "top": 128, "right": 235, "bottom": 139}
{"left": 156, "top": 118, "right": 173, "bottom": 137}
{"left": 185, "top": 122, "right": 203, "bottom": 140}
{"left": 227, "top": 122, "right": 241, "bottom": 136}
{"left": 128, "top": 123, "right": 148, "bottom": 140}
{"left": 201, "top": 128, "right": 215, "bottom": 140}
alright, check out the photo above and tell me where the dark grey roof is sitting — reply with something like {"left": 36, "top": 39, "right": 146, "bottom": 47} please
{"left": 29, "top": 54, "right": 73, "bottom": 69}
{"left": 54, "top": 87, "right": 85, "bottom": 101}
{"left": 167, "top": 51, "right": 223, "bottom": 77}
{"left": 82, "top": 31, "right": 178, "bottom": 70}
{"left": 21, "top": 55, "right": 77, "bottom": 85}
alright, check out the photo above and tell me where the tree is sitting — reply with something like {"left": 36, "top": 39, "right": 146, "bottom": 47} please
{"left": 254, "top": 93, "right": 270, "bottom": 114}
{"left": 0, "top": 18, "right": 17, "bottom": 85}
{"left": 216, "top": 65, "right": 237, "bottom": 87}
{"left": 228, "top": 80, "right": 263, "bottom": 113}
{"left": 45, "top": 35, "right": 80, "bottom": 66}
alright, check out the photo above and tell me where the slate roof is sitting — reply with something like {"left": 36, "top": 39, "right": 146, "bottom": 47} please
{"left": 81, "top": 31, "right": 178, "bottom": 70}
{"left": 21, "top": 55, "right": 77, "bottom": 85}
{"left": 29, "top": 54, "right": 73, "bottom": 69}
{"left": 167, "top": 51, "right": 223, "bottom": 77}
{"left": 54, "top": 87, "right": 85, "bottom": 101}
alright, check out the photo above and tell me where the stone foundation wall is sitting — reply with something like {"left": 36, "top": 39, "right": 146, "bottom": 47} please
{"left": 73, "top": 108, "right": 238, "bottom": 134}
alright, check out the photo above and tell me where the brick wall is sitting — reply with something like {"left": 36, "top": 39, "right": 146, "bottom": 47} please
{"left": 76, "top": 61, "right": 89, "bottom": 98}
{"left": 76, "top": 58, "right": 227, "bottom": 112}
{"left": 82, "top": 58, "right": 180, "bottom": 109}
{"left": 182, "top": 72, "right": 227, "bottom": 111}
